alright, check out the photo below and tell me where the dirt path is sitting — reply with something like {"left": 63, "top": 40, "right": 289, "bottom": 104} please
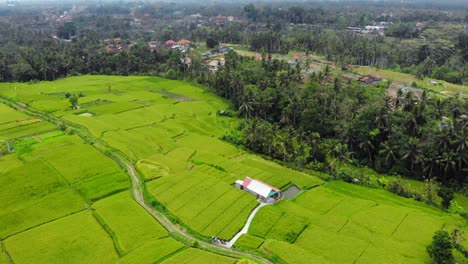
{"left": 126, "top": 165, "right": 273, "bottom": 263}
{"left": 227, "top": 203, "right": 268, "bottom": 248}
{"left": 0, "top": 98, "right": 272, "bottom": 264}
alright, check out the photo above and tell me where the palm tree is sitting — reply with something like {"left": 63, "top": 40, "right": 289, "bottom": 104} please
{"left": 358, "top": 136, "right": 375, "bottom": 166}
{"left": 327, "top": 142, "right": 352, "bottom": 169}
{"left": 436, "top": 151, "right": 456, "bottom": 180}
{"left": 453, "top": 127, "right": 468, "bottom": 153}
{"left": 402, "top": 137, "right": 422, "bottom": 172}
{"left": 379, "top": 141, "right": 397, "bottom": 167}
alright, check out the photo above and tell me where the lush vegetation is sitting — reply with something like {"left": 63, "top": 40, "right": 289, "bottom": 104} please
{"left": 248, "top": 181, "right": 466, "bottom": 264}
{"left": 0, "top": 98, "right": 243, "bottom": 263}
{"left": 0, "top": 74, "right": 466, "bottom": 263}
{"left": 0, "top": 0, "right": 467, "bottom": 262}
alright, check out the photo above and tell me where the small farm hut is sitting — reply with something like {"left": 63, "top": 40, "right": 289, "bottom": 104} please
{"left": 235, "top": 177, "right": 282, "bottom": 202}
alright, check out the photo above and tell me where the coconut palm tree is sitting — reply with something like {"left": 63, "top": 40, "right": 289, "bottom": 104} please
{"left": 402, "top": 137, "right": 422, "bottom": 173}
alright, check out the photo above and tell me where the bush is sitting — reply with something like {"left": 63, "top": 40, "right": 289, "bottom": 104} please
{"left": 438, "top": 187, "right": 454, "bottom": 210}
{"left": 427, "top": 229, "right": 454, "bottom": 264}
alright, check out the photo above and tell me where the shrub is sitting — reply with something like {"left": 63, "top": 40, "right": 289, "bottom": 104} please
{"left": 438, "top": 187, "right": 454, "bottom": 210}
{"left": 427, "top": 229, "right": 454, "bottom": 264}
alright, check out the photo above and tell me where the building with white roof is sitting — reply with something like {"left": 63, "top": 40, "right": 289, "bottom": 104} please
{"left": 235, "top": 177, "right": 282, "bottom": 203}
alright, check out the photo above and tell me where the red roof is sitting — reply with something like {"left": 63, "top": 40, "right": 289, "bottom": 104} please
{"left": 216, "top": 15, "right": 225, "bottom": 20}
{"left": 178, "top": 39, "right": 191, "bottom": 45}
{"left": 166, "top": 40, "right": 176, "bottom": 45}
{"left": 242, "top": 177, "right": 252, "bottom": 189}
{"left": 293, "top": 54, "right": 300, "bottom": 60}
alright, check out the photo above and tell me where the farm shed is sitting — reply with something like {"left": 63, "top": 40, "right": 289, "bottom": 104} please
{"left": 235, "top": 177, "right": 282, "bottom": 203}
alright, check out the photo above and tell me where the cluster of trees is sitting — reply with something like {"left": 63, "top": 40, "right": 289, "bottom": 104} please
{"left": 201, "top": 53, "right": 467, "bottom": 191}
{"left": 0, "top": 31, "right": 186, "bottom": 82}
{"left": 427, "top": 228, "right": 467, "bottom": 264}
{"left": 0, "top": 2, "right": 466, "bottom": 192}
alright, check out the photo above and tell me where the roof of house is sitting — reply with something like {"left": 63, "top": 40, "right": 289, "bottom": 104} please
{"left": 166, "top": 40, "right": 176, "bottom": 44}
{"left": 148, "top": 41, "right": 158, "bottom": 44}
{"left": 293, "top": 54, "right": 300, "bottom": 60}
{"left": 241, "top": 177, "right": 280, "bottom": 198}
{"left": 208, "top": 60, "right": 219, "bottom": 67}
{"left": 178, "top": 39, "right": 191, "bottom": 45}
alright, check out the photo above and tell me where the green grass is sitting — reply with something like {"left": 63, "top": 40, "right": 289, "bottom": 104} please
{"left": 250, "top": 181, "right": 465, "bottom": 264}
{"left": 1, "top": 76, "right": 464, "bottom": 263}
{"left": 0, "top": 248, "right": 9, "bottom": 264}
{"left": 92, "top": 192, "right": 169, "bottom": 253}
{"left": 147, "top": 170, "right": 257, "bottom": 239}
{"left": 235, "top": 234, "right": 264, "bottom": 249}
{"left": 22, "top": 134, "right": 130, "bottom": 202}
{"left": 0, "top": 157, "right": 87, "bottom": 238}
{"left": 4, "top": 210, "right": 119, "bottom": 264}
{"left": 453, "top": 194, "right": 468, "bottom": 211}
{"left": 0, "top": 120, "right": 56, "bottom": 141}
{"left": 263, "top": 239, "right": 330, "bottom": 264}
{"left": 161, "top": 248, "right": 237, "bottom": 264}
{"left": 117, "top": 237, "right": 185, "bottom": 264}
{"left": 353, "top": 67, "right": 465, "bottom": 96}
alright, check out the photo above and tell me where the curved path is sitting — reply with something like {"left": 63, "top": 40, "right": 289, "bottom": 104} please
{"left": 0, "top": 98, "right": 273, "bottom": 264}
{"left": 226, "top": 203, "right": 268, "bottom": 248}
{"left": 126, "top": 166, "right": 272, "bottom": 263}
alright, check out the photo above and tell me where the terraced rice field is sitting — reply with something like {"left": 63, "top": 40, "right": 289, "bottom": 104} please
{"left": 246, "top": 181, "right": 466, "bottom": 264}
{"left": 0, "top": 104, "right": 57, "bottom": 141}
{"left": 1, "top": 75, "right": 465, "bottom": 263}
{"left": 0, "top": 100, "right": 238, "bottom": 263}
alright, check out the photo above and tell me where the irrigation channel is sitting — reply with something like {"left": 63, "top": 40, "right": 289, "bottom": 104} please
{"left": 0, "top": 97, "right": 273, "bottom": 264}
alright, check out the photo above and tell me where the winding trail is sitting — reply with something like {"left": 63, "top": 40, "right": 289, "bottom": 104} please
{"left": 0, "top": 97, "right": 273, "bottom": 264}
{"left": 126, "top": 165, "right": 272, "bottom": 263}
{"left": 227, "top": 203, "right": 268, "bottom": 248}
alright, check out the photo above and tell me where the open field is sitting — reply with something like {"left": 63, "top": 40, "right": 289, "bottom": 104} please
{"left": 353, "top": 67, "right": 465, "bottom": 96}
{"left": 248, "top": 181, "right": 467, "bottom": 264}
{"left": 0, "top": 76, "right": 323, "bottom": 242}
{"left": 92, "top": 191, "right": 170, "bottom": 253}
{"left": 4, "top": 211, "right": 119, "bottom": 264}
{"left": 161, "top": 248, "right": 238, "bottom": 264}
{"left": 0, "top": 103, "right": 57, "bottom": 141}
{"left": 0, "top": 76, "right": 466, "bottom": 263}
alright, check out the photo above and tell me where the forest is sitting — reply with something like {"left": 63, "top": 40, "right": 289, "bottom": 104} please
{"left": 0, "top": 0, "right": 466, "bottom": 192}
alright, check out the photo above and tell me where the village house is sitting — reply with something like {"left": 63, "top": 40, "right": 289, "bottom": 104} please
{"left": 208, "top": 60, "right": 221, "bottom": 72}
{"left": 181, "top": 56, "right": 192, "bottom": 66}
{"left": 178, "top": 39, "right": 191, "bottom": 46}
{"left": 235, "top": 177, "right": 282, "bottom": 203}
{"left": 165, "top": 40, "right": 176, "bottom": 47}
{"left": 359, "top": 75, "right": 382, "bottom": 84}
{"left": 147, "top": 41, "right": 158, "bottom": 49}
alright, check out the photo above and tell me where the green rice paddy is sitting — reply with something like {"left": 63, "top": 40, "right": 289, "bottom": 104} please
{"left": 248, "top": 181, "right": 466, "bottom": 264}
{"left": 0, "top": 75, "right": 465, "bottom": 263}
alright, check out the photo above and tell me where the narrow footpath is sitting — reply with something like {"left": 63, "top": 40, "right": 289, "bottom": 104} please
{"left": 227, "top": 203, "right": 268, "bottom": 248}
{"left": 0, "top": 98, "right": 273, "bottom": 264}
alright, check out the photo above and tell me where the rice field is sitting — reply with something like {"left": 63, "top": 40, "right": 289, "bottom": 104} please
{"left": 92, "top": 192, "right": 169, "bottom": 253}
{"left": 161, "top": 248, "right": 238, "bottom": 264}
{"left": 0, "top": 104, "right": 57, "bottom": 141}
{"left": 0, "top": 75, "right": 465, "bottom": 263}
{"left": 4, "top": 211, "right": 119, "bottom": 264}
{"left": 248, "top": 181, "right": 467, "bottom": 264}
